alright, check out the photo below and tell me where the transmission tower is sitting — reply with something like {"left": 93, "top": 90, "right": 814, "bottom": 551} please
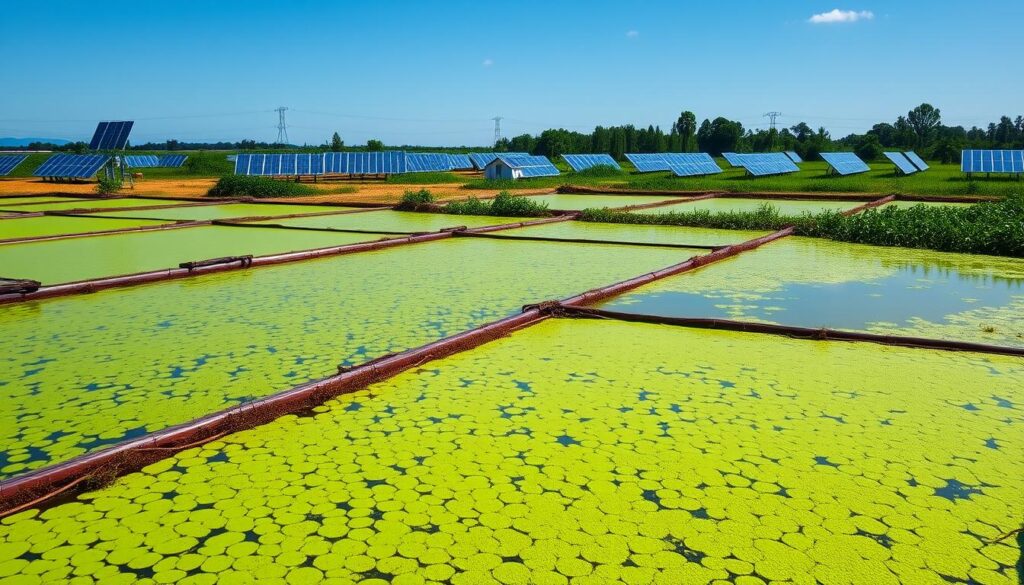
{"left": 763, "top": 111, "right": 782, "bottom": 131}
{"left": 275, "top": 106, "right": 289, "bottom": 144}
{"left": 491, "top": 116, "right": 503, "bottom": 145}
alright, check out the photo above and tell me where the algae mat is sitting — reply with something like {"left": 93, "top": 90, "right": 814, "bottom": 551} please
{"left": 521, "top": 194, "right": 684, "bottom": 211}
{"left": 0, "top": 225, "right": 395, "bottom": 284}
{"left": 599, "top": 237, "right": 1024, "bottom": 347}
{"left": 1, "top": 319, "right": 1020, "bottom": 584}
{"left": 0, "top": 238, "right": 686, "bottom": 478}
{"left": 0, "top": 215, "right": 170, "bottom": 241}
{"left": 0, "top": 197, "right": 90, "bottom": 206}
{"left": 631, "top": 198, "right": 865, "bottom": 215}
{"left": 251, "top": 210, "right": 529, "bottom": 233}
{"left": 494, "top": 221, "right": 769, "bottom": 247}
{"left": 99, "top": 203, "right": 360, "bottom": 222}
{"left": 0, "top": 198, "right": 183, "bottom": 213}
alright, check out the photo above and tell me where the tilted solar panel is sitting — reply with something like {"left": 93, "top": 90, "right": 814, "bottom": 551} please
{"left": 733, "top": 153, "right": 799, "bottom": 177}
{"left": 721, "top": 153, "right": 745, "bottom": 167}
{"left": 624, "top": 154, "right": 671, "bottom": 173}
{"left": 562, "top": 154, "right": 621, "bottom": 172}
{"left": 0, "top": 154, "right": 28, "bottom": 176}
{"left": 323, "top": 151, "right": 407, "bottom": 175}
{"left": 820, "top": 152, "right": 870, "bottom": 176}
{"left": 235, "top": 152, "right": 407, "bottom": 176}
{"left": 406, "top": 153, "right": 454, "bottom": 173}
{"left": 902, "top": 151, "right": 928, "bottom": 172}
{"left": 494, "top": 154, "right": 560, "bottom": 177}
{"left": 34, "top": 154, "right": 111, "bottom": 178}
{"left": 89, "top": 121, "right": 134, "bottom": 150}
{"left": 883, "top": 152, "right": 918, "bottom": 175}
{"left": 961, "top": 150, "right": 1024, "bottom": 173}
{"left": 447, "top": 154, "right": 473, "bottom": 170}
{"left": 665, "top": 153, "right": 723, "bottom": 177}
{"left": 469, "top": 152, "right": 527, "bottom": 170}
{"left": 124, "top": 155, "right": 160, "bottom": 168}
{"left": 157, "top": 154, "right": 189, "bottom": 167}
{"left": 784, "top": 151, "right": 803, "bottom": 163}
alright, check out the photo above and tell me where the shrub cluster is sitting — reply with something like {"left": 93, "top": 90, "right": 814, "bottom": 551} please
{"left": 394, "top": 189, "right": 436, "bottom": 211}
{"left": 580, "top": 203, "right": 793, "bottom": 231}
{"left": 207, "top": 176, "right": 315, "bottom": 198}
{"left": 444, "top": 191, "right": 551, "bottom": 217}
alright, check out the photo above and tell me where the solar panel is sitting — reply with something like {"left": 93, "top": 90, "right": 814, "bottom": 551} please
{"left": 961, "top": 150, "right": 1024, "bottom": 174}
{"left": 406, "top": 153, "right": 454, "bottom": 173}
{"left": 721, "top": 152, "right": 745, "bottom": 167}
{"left": 784, "top": 151, "right": 803, "bottom": 163}
{"left": 447, "top": 154, "right": 473, "bottom": 170}
{"left": 468, "top": 152, "right": 527, "bottom": 170}
{"left": 665, "top": 153, "right": 723, "bottom": 177}
{"left": 902, "top": 151, "right": 928, "bottom": 171}
{"left": 734, "top": 153, "right": 799, "bottom": 177}
{"left": 820, "top": 152, "right": 871, "bottom": 176}
{"left": 89, "top": 121, "right": 134, "bottom": 150}
{"left": 0, "top": 154, "right": 28, "bottom": 176}
{"left": 493, "top": 154, "right": 560, "bottom": 177}
{"left": 124, "top": 155, "right": 160, "bottom": 168}
{"left": 157, "top": 154, "right": 188, "bottom": 167}
{"left": 883, "top": 152, "right": 918, "bottom": 175}
{"left": 33, "top": 154, "right": 111, "bottom": 178}
{"left": 624, "top": 153, "right": 671, "bottom": 173}
{"left": 562, "top": 154, "right": 621, "bottom": 172}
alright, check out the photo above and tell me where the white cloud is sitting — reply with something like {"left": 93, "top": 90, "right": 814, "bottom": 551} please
{"left": 625, "top": 30, "right": 639, "bottom": 39}
{"left": 808, "top": 9, "right": 874, "bottom": 24}
{"left": 482, "top": 58, "right": 494, "bottom": 68}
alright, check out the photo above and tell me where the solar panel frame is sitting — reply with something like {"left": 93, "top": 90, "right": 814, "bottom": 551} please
{"left": 903, "top": 151, "right": 929, "bottom": 171}
{"left": 0, "top": 154, "right": 28, "bottom": 176}
{"left": 562, "top": 154, "right": 621, "bottom": 172}
{"left": 89, "top": 121, "right": 134, "bottom": 150}
{"left": 961, "top": 149, "right": 1024, "bottom": 174}
{"left": 883, "top": 152, "right": 918, "bottom": 175}
{"left": 124, "top": 155, "right": 160, "bottom": 168}
{"left": 157, "top": 154, "right": 188, "bottom": 167}
{"left": 33, "top": 154, "right": 111, "bottom": 178}
{"left": 820, "top": 152, "right": 871, "bottom": 176}
{"left": 784, "top": 151, "right": 803, "bottom": 163}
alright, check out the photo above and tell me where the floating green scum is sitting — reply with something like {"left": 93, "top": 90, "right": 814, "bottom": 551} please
{"left": 0, "top": 238, "right": 688, "bottom": 479}
{"left": 1, "top": 320, "right": 1020, "bottom": 584}
{"left": 599, "top": 236, "right": 1024, "bottom": 348}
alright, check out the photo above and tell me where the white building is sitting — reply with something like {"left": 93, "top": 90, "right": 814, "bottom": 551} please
{"left": 483, "top": 154, "right": 559, "bottom": 180}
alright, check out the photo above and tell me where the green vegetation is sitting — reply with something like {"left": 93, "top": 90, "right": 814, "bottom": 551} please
{"left": 394, "top": 189, "right": 436, "bottom": 211}
{"left": 444, "top": 192, "right": 552, "bottom": 217}
{"left": 581, "top": 196, "right": 1024, "bottom": 257}
{"left": 573, "top": 164, "right": 625, "bottom": 178}
{"left": 95, "top": 176, "right": 122, "bottom": 195}
{"left": 207, "top": 176, "right": 315, "bottom": 198}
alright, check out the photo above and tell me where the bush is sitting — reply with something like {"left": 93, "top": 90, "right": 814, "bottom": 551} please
{"left": 395, "top": 189, "right": 436, "bottom": 211}
{"left": 207, "top": 176, "right": 315, "bottom": 198}
{"left": 580, "top": 203, "right": 795, "bottom": 231}
{"left": 444, "top": 191, "right": 551, "bottom": 217}
{"left": 386, "top": 172, "right": 462, "bottom": 185}
{"left": 95, "top": 176, "right": 122, "bottom": 195}
{"left": 183, "top": 152, "right": 234, "bottom": 176}
{"left": 572, "top": 164, "right": 624, "bottom": 178}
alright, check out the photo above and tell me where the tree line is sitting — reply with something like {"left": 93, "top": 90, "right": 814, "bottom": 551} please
{"left": 495, "top": 104, "right": 1024, "bottom": 163}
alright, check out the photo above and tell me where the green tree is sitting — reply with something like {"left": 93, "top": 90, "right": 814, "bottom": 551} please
{"left": 330, "top": 132, "right": 344, "bottom": 151}
{"left": 907, "top": 103, "right": 941, "bottom": 147}
{"left": 366, "top": 139, "right": 384, "bottom": 151}
{"left": 674, "top": 111, "right": 697, "bottom": 152}
{"left": 854, "top": 134, "right": 883, "bottom": 162}
{"left": 696, "top": 117, "right": 744, "bottom": 156}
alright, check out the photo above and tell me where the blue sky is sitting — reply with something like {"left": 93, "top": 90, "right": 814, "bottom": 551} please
{"left": 1, "top": 0, "right": 1020, "bottom": 146}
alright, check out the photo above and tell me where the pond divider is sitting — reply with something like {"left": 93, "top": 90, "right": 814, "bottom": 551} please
{"left": 554, "top": 307, "right": 1024, "bottom": 358}
{"left": 842, "top": 195, "right": 895, "bottom": 215}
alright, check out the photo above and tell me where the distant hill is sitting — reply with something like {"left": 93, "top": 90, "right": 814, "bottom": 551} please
{"left": 0, "top": 137, "right": 71, "bottom": 147}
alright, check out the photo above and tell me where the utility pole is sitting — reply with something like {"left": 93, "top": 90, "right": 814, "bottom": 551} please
{"left": 491, "top": 116, "right": 503, "bottom": 146}
{"left": 763, "top": 111, "right": 782, "bottom": 131}
{"left": 275, "top": 107, "right": 289, "bottom": 145}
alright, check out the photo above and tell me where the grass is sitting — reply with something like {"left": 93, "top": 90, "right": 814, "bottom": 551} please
{"left": 444, "top": 191, "right": 552, "bottom": 217}
{"left": 206, "top": 176, "right": 316, "bottom": 198}
{"left": 581, "top": 196, "right": 1024, "bottom": 257}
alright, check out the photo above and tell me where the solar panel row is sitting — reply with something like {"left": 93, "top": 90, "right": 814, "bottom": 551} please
{"left": 406, "top": 153, "right": 454, "bottom": 173}
{"left": 0, "top": 154, "right": 28, "bottom": 176}
{"left": 34, "top": 154, "right": 111, "bottom": 178}
{"left": 961, "top": 150, "right": 1024, "bottom": 174}
{"left": 562, "top": 154, "right": 621, "bottom": 172}
{"left": 447, "top": 154, "right": 473, "bottom": 170}
{"left": 820, "top": 152, "right": 871, "bottom": 176}
{"left": 883, "top": 152, "right": 918, "bottom": 175}
{"left": 468, "top": 152, "right": 527, "bottom": 170}
{"left": 664, "top": 153, "right": 723, "bottom": 177}
{"left": 624, "top": 154, "right": 671, "bottom": 173}
{"left": 721, "top": 153, "right": 745, "bottom": 167}
{"left": 495, "top": 154, "right": 560, "bottom": 177}
{"left": 89, "top": 121, "right": 134, "bottom": 150}
{"left": 124, "top": 155, "right": 160, "bottom": 168}
{"left": 903, "top": 151, "right": 929, "bottom": 172}
{"left": 733, "top": 153, "right": 800, "bottom": 177}
{"left": 157, "top": 154, "right": 189, "bottom": 168}
{"left": 784, "top": 151, "right": 803, "bottom": 163}
{"left": 235, "top": 152, "right": 408, "bottom": 176}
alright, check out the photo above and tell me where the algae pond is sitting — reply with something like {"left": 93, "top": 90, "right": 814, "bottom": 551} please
{"left": 520, "top": 194, "right": 686, "bottom": 210}
{"left": 0, "top": 237, "right": 687, "bottom": 478}
{"left": 631, "top": 198, "right": 868, "bottom": 215}
{"left": 0, "top": 215, "right": 171, "bottom": 241}
{"left": 249, "top": 210, "right": 530, "bottom": 233}
{"left": 0, "top": 319, "right": 1019, "bottom": 584}
{"left": 93, "top": 203, "right": 361, "bottom": 222}
{"left": 491, "top": 220, "right": 769, "bottom": 247}
{"left": 0, "top": 197, "right": 182, "bottom": 213}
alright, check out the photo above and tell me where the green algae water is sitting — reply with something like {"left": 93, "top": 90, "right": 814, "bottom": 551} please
{"left": 0, "top": 215, "right": 169, "bottom": 240}
{"left": 0, "top": 225, "right": 393, "bottom": 284}
{"left": 95, "top": 203, "right": 359, "bottom": 222}
{"left": 1, "top": 319, "right": 1020, "bottom": 584}
{"left": 599, "top": 236, "right": 1024, "bottom": 347}
{"left": 252, "top": 210, "right": 529, "bottom": 233}
{"left": 520, "top": 194, "right": 685, "bottom": 211}
{"left": 0, "top": 197, "right": 91, "bottom": 206}
{"left": 0, "top": 238, "right": 686, "bottom": 478}
{"left": 492, "top": 221, "right": 770, "bottom": 247}
{"left": 0, "top": 198, "right": 180, "bottom": 213}
{"left": 631, "top": 198, "right": 865, "bottom": 215}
